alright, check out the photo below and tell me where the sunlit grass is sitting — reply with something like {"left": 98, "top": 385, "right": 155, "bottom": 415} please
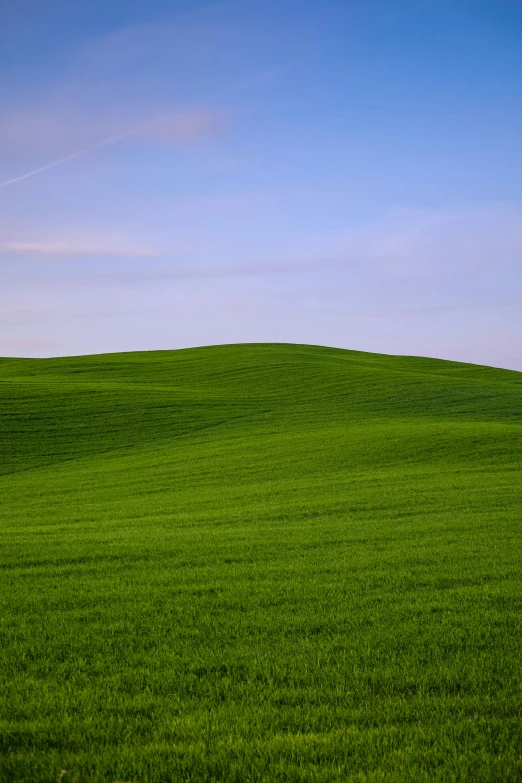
{"left": 1, "top": 343, "right": 521, "bottom": 781}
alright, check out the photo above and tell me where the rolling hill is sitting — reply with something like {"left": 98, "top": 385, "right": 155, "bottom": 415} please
{"left": 1, "top": 343, "right": 521, "bottom": 782}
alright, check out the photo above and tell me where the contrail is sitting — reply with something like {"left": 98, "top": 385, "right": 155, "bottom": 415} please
{"left": 0, "top": 123, "right": 149, "bottom": 190}
{"left": 0, "top": 65, "right": 291, "bottom": 191}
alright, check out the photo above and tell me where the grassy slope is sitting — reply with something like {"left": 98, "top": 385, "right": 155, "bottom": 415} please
{"left": 0, "top": 343, "right": 521, "bottom": 783}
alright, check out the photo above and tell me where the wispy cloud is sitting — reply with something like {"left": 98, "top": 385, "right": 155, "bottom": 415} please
{"left": 372, "top": 203, "right": 522, "bottom": 273}
{"left": 291, "top": 202, "right": 522, "bottom": 277}
{"left": 0, "top": 127, "right": 140, "bottom": 190}
{"left": 0, "top": 228, "right": 200, "bottom": 259}
{"left": 3, "top": 202, "right": 522, "bottom": 275}
{"left": 0, "top": 240, "right": 157, "bottom": 258}
{"left": 0, "top": 107, "right": 226, "bottom": 189}
{"left": 0, "top": 10, "right": 279, "bottom": 189}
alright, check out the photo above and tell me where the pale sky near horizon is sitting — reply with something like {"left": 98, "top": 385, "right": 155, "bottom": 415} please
{"left": 1, "top": 0, "right": 521, "bottom": 369}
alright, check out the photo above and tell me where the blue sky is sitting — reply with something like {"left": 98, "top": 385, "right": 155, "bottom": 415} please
{"left": 1, "top": 0, "right": 521, "bottom": 368}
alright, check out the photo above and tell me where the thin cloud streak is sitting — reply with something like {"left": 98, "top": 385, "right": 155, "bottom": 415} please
{"left": 3, "top": 202, "right": 521, "bottom": 272}
{"left": 0, "top": 240, "right": 159, "bottom": 258}
{"left": 0, "top": 120, "right": 162, "bottom": 190}
{"left": 0, "top": 62, "right": 285, "bottom": 190}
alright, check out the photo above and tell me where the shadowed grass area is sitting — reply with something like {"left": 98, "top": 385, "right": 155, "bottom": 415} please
{"left": 0, "top": 343, "right": 521, "bottom": 782}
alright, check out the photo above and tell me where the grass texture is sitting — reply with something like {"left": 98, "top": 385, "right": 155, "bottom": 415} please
{"left": 0, "top": 343, "right": 521, "bottom": 782}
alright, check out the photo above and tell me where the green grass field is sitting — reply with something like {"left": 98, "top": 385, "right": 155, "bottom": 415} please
{"left": 1, "top": 342, "right": 521, "bottom": 782}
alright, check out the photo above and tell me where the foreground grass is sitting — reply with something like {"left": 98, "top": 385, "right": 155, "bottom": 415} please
{"left": 0, "top": 343, "right": 521, "bottom": 782}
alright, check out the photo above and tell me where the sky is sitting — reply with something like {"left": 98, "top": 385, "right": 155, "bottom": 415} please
{"left": 1, "top": 0, "right": 521, "bottom": 368}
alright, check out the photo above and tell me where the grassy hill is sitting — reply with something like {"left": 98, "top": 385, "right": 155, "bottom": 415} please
{"left": 1, "top": 343, "right": 521, "bottom": 782}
